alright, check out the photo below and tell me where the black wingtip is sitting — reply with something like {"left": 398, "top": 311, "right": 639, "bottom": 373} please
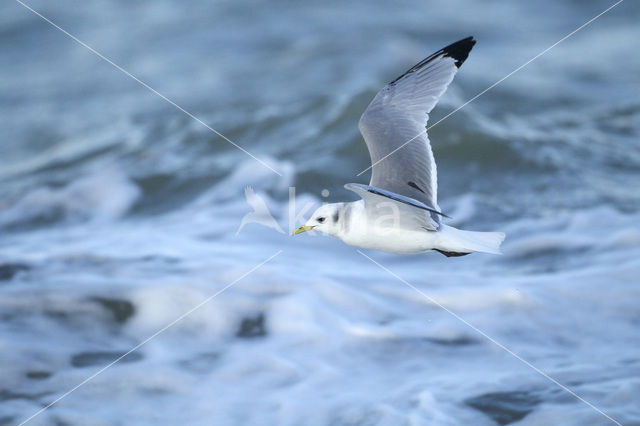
{"left": 442, "top": 36, "right": 476, "bottom": 68}
{"left": 388, "top": 36, "right": 477, "bottom": 85}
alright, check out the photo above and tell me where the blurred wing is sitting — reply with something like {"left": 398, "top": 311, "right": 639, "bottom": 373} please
{"left": 358, "top": 37, "right": 476, "bottom": 212}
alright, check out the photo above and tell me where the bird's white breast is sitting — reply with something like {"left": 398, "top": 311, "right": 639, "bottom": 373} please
{"left": 336, "top": 201, "right": 439, "bottom": 254}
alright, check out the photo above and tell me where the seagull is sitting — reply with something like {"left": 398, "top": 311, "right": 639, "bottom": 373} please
{"left": 236, "top": 187, "right": 284, "bottom": 235}
{"left": 293, "top": 37, "right": 505, "bottom": 256}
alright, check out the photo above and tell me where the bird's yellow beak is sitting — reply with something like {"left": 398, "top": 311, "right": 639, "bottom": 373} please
{"left": 293, "top": 225, "right": 314, "bottom": 235}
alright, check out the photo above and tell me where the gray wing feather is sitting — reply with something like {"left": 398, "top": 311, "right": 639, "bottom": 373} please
{"left": 358, "top": 37, "right": 476, "bottom": 211}
{"left": 344, "top": 183, "right": 439, "bottom": 231}
{"left": 345, "top": 183, "right": 449, "bottom": 217}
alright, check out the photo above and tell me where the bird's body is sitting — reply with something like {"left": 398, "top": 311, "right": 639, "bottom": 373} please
{"left": 332, "top": 200, "right": 442, "bottom": 254}
{"left": 338, "top": 200, "right": 429, "bottom": 254}
{"left": 294, "top": 37, "right": 505, "bottom": 256}
{"left": 310, "top": 199, "right": 503, "bottom": 256}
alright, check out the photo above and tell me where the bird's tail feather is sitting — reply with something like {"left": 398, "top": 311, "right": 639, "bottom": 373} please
{"left": 439, "top": 225, "right": 505, "bottom": 255}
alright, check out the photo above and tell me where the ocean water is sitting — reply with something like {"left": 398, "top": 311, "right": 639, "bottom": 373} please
{"left": 1, "top": 0, "right": 639, "bottom": 425}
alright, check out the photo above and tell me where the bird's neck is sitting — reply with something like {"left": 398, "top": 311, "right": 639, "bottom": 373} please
{"left": 336, "top": 200, "right": 364, "bottom": 238}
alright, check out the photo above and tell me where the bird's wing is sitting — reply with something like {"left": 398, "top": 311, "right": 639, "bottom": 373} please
{"left": 345, "top": 183, "right": 442, "bottom": 231}
{"left": 358, "top": 37, "right": 475, "bottom": 215}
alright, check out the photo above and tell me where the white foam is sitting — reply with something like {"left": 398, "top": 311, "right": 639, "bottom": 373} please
{"left": 0, "top": 168, "right": 139, "bottom": 227}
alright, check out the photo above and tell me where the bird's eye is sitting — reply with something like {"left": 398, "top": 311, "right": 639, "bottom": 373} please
{"left": 317, "top": 217, "right": 325, "bottom": 224}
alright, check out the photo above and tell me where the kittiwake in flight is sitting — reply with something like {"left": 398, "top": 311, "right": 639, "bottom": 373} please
{"left": 294, "top": 37, "right": 505, "bottom": 256}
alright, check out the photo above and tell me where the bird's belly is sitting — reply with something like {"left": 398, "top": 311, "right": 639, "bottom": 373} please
{"left": 341, "top": 227, "right": 437, "bottom": 254}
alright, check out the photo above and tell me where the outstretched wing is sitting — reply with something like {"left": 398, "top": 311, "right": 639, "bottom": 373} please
{"left": 358, "top": 37, "right": 476, "bottom": 211}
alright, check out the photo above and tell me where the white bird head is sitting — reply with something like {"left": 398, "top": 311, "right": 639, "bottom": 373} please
{"left": 293, "top": 203, "right": 343, "bottom": 236}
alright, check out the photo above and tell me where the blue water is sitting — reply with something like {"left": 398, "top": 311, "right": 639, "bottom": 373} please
{"left": 1, "top": 1, "right": 639, "bottom": 425}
